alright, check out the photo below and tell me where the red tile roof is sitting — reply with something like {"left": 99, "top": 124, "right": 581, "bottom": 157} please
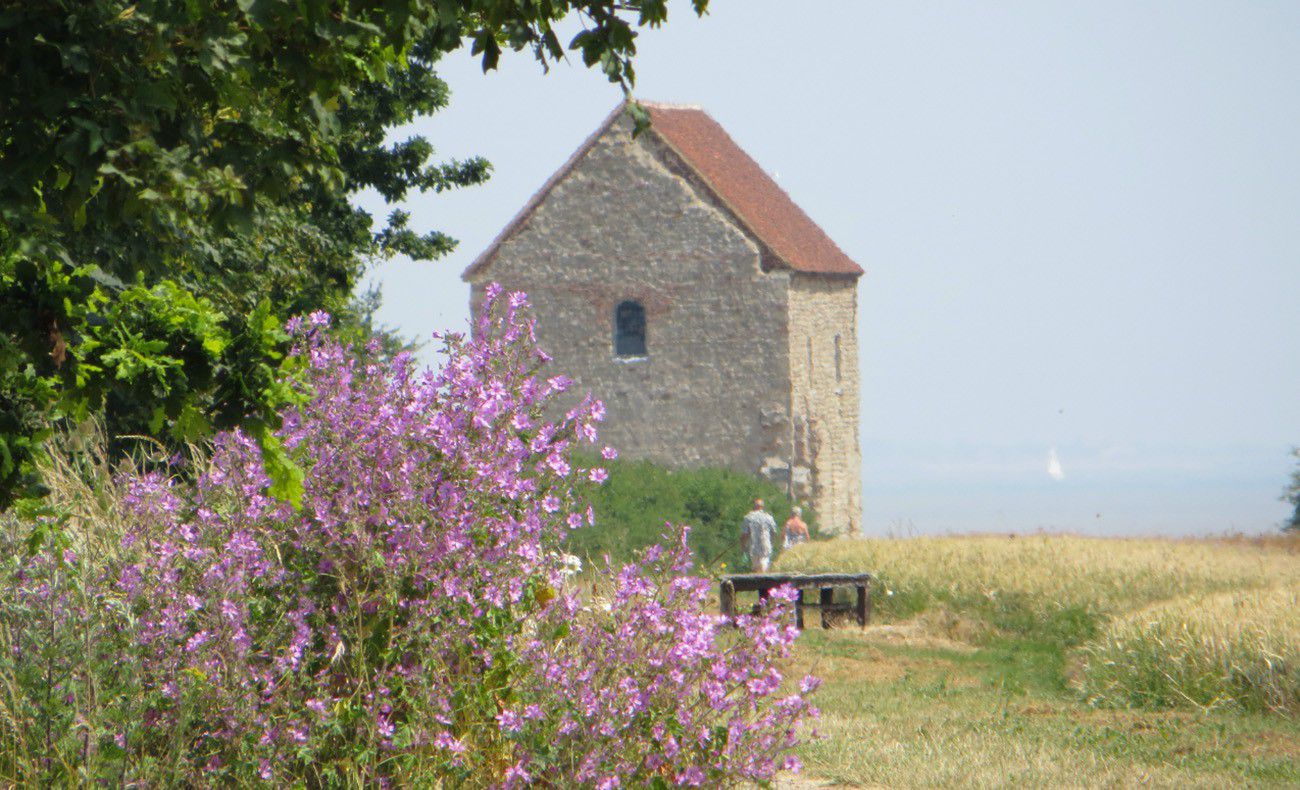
{"left": 643, "top": 102, "right": 863, "bottom": 277}
{"left": 463, "top": 101, "right": 863, "bottom": 280}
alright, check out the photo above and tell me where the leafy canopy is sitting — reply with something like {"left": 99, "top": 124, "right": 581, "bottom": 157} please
{"left": 0, "top": 0, "right": 710, "bottom": 509}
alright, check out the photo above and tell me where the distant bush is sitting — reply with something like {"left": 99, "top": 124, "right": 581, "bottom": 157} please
{"left": 1284, "top": 448, "right": 1300, "bottom": 532}
{"left": 569, "top": 457, "right": 818, "bottom": 572}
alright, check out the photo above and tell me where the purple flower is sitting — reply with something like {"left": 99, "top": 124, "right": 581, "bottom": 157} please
{"left": 546, "top": 452, "right": 571, "bottom": 477}
{"left": 435, "top": 731, "right": 467, "bottom": 754}
{"left": 496, "top": 709, "right": 523, "bottom": 733}
{"left": 504, "top": 760, "right": 532, "bottom": 787}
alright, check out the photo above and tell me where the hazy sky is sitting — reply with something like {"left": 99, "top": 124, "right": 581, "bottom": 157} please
{"left": 355, "top": 1, "right": 1300, "bottom": 536}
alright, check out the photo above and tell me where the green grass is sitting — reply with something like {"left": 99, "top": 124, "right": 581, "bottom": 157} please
{"left": 789, "top": 629, "right": 1300, "bottom": 787}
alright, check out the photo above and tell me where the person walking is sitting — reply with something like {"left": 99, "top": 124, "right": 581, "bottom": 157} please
{"left": 740, "top": 498, "right": 778, "bottom": 573}
{"left": 783, "top": 505, "right": 810, "bottom": 551}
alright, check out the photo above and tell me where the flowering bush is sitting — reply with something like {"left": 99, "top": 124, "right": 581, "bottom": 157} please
{"left": 505, "top": 538, "right": 817, "bottom": 786}
{"left": 0, "top": 287, "right": 815, "bottom": 786}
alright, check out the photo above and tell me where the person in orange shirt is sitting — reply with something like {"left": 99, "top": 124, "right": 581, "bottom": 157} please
{"left": 782, "top": 506, "right": 810, "bottom": 551}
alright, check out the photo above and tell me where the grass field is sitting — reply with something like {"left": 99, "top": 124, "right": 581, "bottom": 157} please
{"left": 774, "top": 534, "right": 1300, "bottom": 787}
{"left": 1081, "top": 583, "right": 1300, "bottom": 715}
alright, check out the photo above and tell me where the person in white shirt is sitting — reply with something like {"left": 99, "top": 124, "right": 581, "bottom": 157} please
{"left": 740, "top": 499, "right": 778, "bottom": 572}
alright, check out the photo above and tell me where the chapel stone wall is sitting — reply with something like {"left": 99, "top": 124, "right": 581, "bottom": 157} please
{"left": 468, "top": 116, "right": 795, "bottom": 475}
{"left": 787, "top": 275, "right": 862, "bottom": 535}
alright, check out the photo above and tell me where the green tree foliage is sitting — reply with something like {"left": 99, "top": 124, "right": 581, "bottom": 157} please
{"left": 1284, "top": 448, "right": 1300, "bottom": 532}
{"left": 571, "top": 456, "right": 818, "bottom": 571}
{"left": 0, "top": 0, "right": 709, "bottom": 509}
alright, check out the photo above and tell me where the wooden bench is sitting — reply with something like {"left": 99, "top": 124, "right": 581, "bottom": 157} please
{"left": 719, "top": 573, "right": 873, "bottom": 629}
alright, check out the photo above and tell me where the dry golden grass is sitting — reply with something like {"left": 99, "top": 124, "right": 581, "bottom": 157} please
{"left": 1213, "top": 531, "right": 1300, "bottom": 555}
{"left": 1081, "top": 583, "right": 1300, "bottom": 715}
{"left": 778, "top": 534, "right": 1300, "bottom": 621}
{"left": 0, "top": 427, "right": 134, "bottom": 560}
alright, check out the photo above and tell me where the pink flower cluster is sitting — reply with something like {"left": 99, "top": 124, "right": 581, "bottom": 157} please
{"left": 503, "top": 533, "right": 818, "bottom": 786}
{"left": 3, "top": 286, "right": 816, "bottom": 785}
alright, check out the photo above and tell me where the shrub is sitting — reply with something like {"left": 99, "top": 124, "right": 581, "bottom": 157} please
{"left": 506, "top": 537, "right": 817, "bottom": 784}
{"left": 0, "top": 287, "right": 816, "bottom": 786}
{"left": 571, "top": 458, "right": 817, "bottom": 572}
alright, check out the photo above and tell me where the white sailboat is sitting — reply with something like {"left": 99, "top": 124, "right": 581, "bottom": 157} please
{"left": 1047, "top": 447, "right": 1065, "bottom": 481}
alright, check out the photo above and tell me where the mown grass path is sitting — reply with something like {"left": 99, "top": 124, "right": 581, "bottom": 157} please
{"left": 786, "top": 627, "right": 1300, "bottom": 787}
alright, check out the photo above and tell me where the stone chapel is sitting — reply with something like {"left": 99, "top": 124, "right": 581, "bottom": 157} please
{"left": 463, "top": 102, "right": 864, "bottom": 535}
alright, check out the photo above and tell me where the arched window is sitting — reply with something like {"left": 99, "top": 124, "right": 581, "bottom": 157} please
{"left": 613, "top": 300, "right": 647, "bottom": 357}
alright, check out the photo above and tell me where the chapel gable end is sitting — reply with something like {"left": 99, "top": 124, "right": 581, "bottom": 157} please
{"left": 463, "top": 101, "right": 865, "bottom": 536}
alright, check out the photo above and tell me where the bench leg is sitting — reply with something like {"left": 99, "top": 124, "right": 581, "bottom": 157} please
{"left": 856, "top": 583, "right": 870, "bottom": 628}
{"left": 820, "top": 587, "right": 833, "bottom": 629}
{"left": 720, "top": 581, "right": 735, "bottom": 620}
{"left": 795, "top": 588, "right": 805, "bottom": 630}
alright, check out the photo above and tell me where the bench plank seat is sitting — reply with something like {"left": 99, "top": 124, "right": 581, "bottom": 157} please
{"left": 721, "top": 572, "right": 872, "bottom": 592}
{"left": 719, "top": 572, "right": 872, "bottom": 629}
